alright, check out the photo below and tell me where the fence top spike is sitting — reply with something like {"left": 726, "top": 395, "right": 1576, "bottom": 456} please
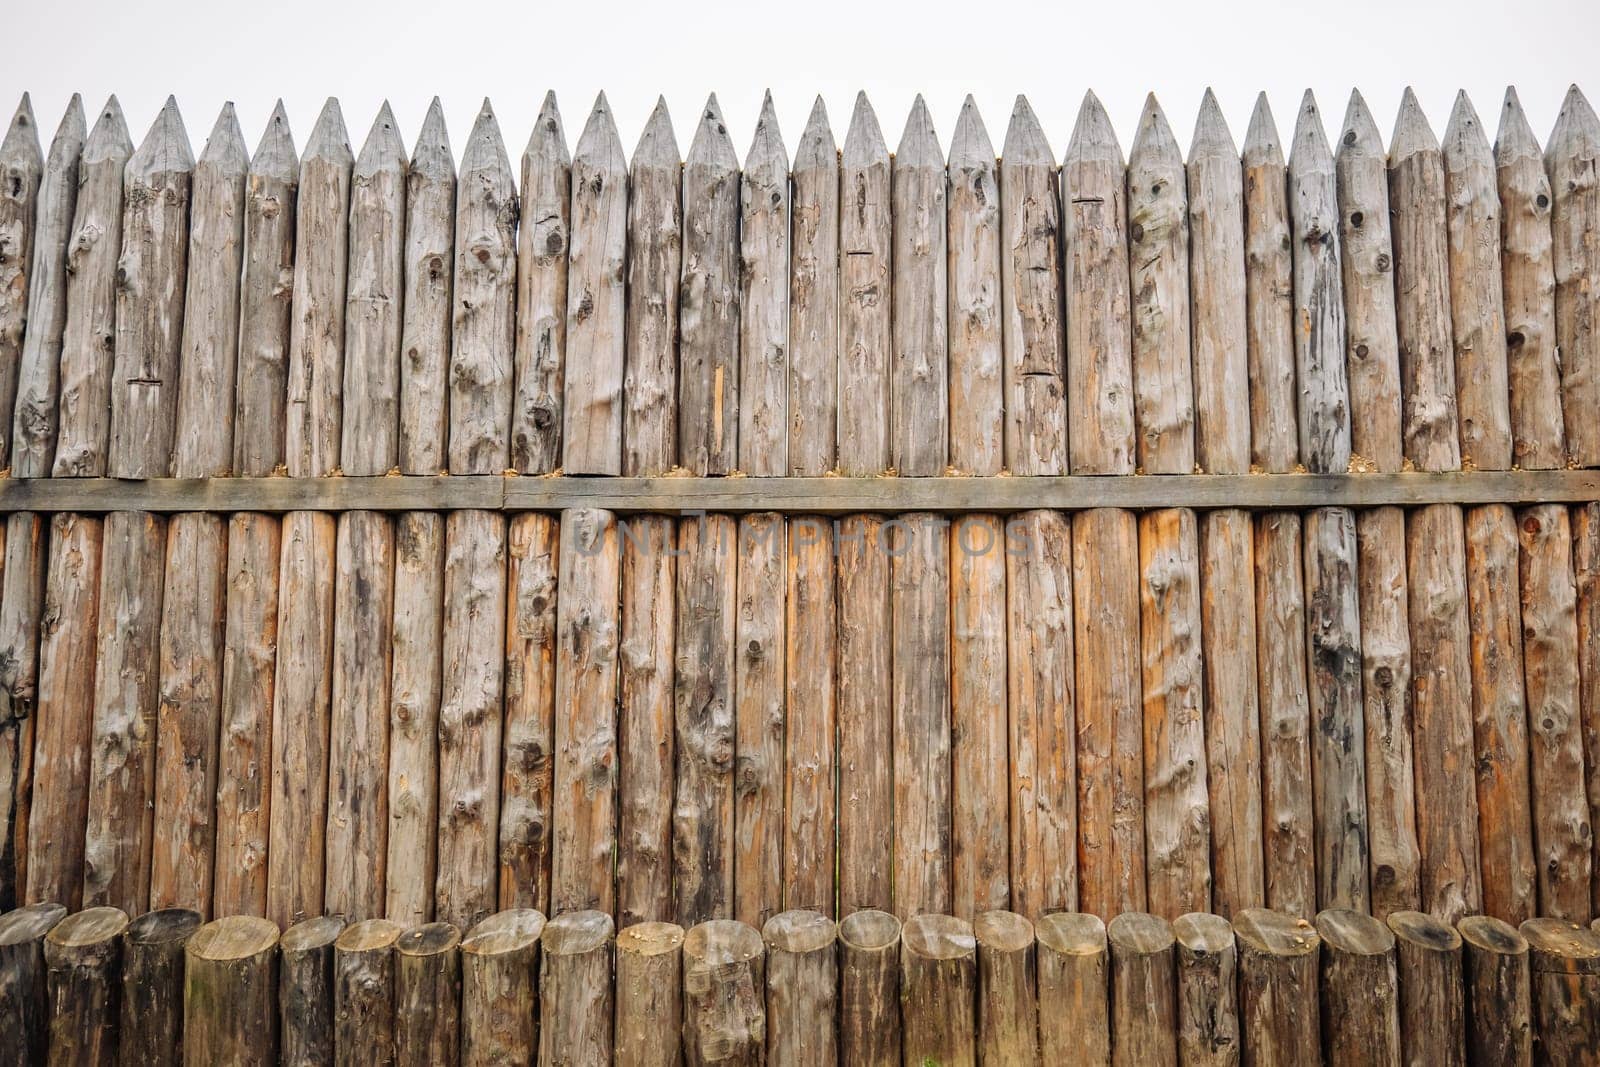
{"left": 843, "top": 91, "right": 888, "bottom": 167}
{"left": 1002, "top": 94, "right": 1052, "bottom": 165}
{"left": 250, "top": 101, "right": 297, "bottom": 179}
{"left": 83, "top": 95, "right": 132, "bottom": 165}
{"left": 0, "top": 93, "right": 41, "bottom": 167}
{"left": 574, "top": 92, "right": 625, "bottom": 172}
{"left": 1337, "top": 89, "right": 1383, "bottom": 159}
{"left": 197, "top": 102, "right": 246, "bottom": 172}
{"left": 1494, "top": 87, "right": 1541, "bottom": 165}
{"left": 304, "top": 97, "right": 352, "bottom": 166}
{"left": 895, "top": 93, "right": 942, "bottom": 166}
{"left": 1547, "top": 83, "right": 1599, "bottom": 162}
{"left": 1188, "top": 87, "right": 1236, "bottom": 162}
{"left": 130, "top": 95, "right": 192, "bottom": 180}
{"left": 1242, "top": 91, "right": 1283, "bottom": 168}
{"left": 1065, "top": 89, "right": 1123, "bottom": 167}
{"left": 411, "top": 97, "right": 453, "bottom": 178}
{"left": 949, "top": 94, "right": 994, "bottom": 168}
{"left": 1130, "top": 92, "right": 1180, "bottom": 167}
{"left": 745, "top": 89, "right": 788, "bottom": 172}
{"left": 1389, "top": 86, "right": 1439, "bottom": 162}
{"left": 688, "top": 93, "right": 738, "bottom": 170}
{"left": 632, "top": 95, "right": 678, "bottom": 170}
{"left": 794, "top": 95, "right": 835, "bottom": 171}
{"left": 355, "top": 100, "right": 406, "bottom": 176}
{"left": 1442, "top": 90, "right": 1490, "bottom": 161}
{"left": 1288, "top": 90, "right": 1332, "bottom": 173}
{"left": 461, "top": 98, "right": 511, "bottom": 175}
{"left": 46, "top": 93, "right": 86, "bottom": 161}
{"left": 525, "top": 91, "right": 568, "bottom": 168}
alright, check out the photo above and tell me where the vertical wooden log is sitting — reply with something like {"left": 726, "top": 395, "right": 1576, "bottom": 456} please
{"left": 450, "top": 100, "right": 516, "bottom": 475}
{"left": 838, "top": 909, "right": 900, "bottom": 1066}
{"left": 951, "top": 514, "right": 1008, "bottom": 919}
{"left": 999, "top": 94, "right": 1065, "bottom": 476}
{"left": 460, "top": 908, "right": 544, "bottom": 1065}
{"left": 615, "top": 921, "right": 684, "bottom": 1067}
{"left": 499, "top": 513, "right": 557, "bottom": 913}
{"left": 1036, "top": 913, "right": 1109, "bottom": 1067}
{"left": 1580, "top": 505, "right": 1600, "bottom": 920}
{"left": 764, "top": 910, "right": 837, "bottom": 1067}
{"left": 397, "top": 98, "right": 454, "bottom": 477}
{"left": 1233, "top": 908, "right": 1320, "bottom": 1065}
{"left": 973, "top": 911, "right": 1036, "bottom": 1066}
{"left": 1315, "top": 908, "right": 1400, "bottom": 1066}
{"left": 0, "top": 901, "right": 66, "bottom": 1066}
{"left": 325, "top": 511, "right": 395, "bottom": 919}
{"left": 48, "top": 98, "right": 128, "bottom": 478}
{"left": 552, "top": 509, "right": 621, "bottom": 917}
{"left": 0, "top": 517, "right": 41, "bottom": 912}
{"left": 285, "top": 98, "right": 351, "bottom": 479}
{"left": 0, "top": 94, "right": 43, "bottom": 470}
{"left": 900, "top": 913, "right": 976, "bottom": 1067}
{"left": 837, "top": 516, "right": 892, "bottom": 915}
{"left": 784, "top": 517, "right": 834, "bottom": 915}
{"left": 183, "top": 915, "right": 281, "bottom": 1067}
{"left": 43, "top": 905, "right": 127, "bottom": 1066}
{"left": 679, "top": 95, "right": 739, "bottom": 476}
{"left": 538, "top": 910, "right": 614, "bottom": 1065}
{"left": 1387, "top": 910, "right": 1466, "bottom": 1067}
{"left": 839, "top": 93, "right": 891, "bottom": 476}
{"left": 1172, "top": 912, "right": 1238, "bottom": 1067}
{"left": 233, "top": 102, "right": 297, "bottom": 478}
{"left": 789, "top": 97, "right": 837, "bottom": 477}
{"left": 1547, "top": 85, "right": 1600, "bottom": 468}
{"left": 27, "top": 514, "right": 103, "bottom": 910}
{"left": 333, "top": 918, "right": 400, "bottom": 1066}
{"left": 1458, "top": 915, "right": 1531, "bottom": 1066}
{"left": 739, "top": 92, "right": 788, "bottom": 476}
{"left": 280, "top": 916, "right": 345, "bottom": 1067}
{"left": 734, "top": 513, "right": 785, "bottom": 927}
{"left": 617, "top": 514, "right": 673, "bottom": 926}
{"left": 511, "top": 92, "right": 568, "bottom": 474}
{"left": 1521, "top": 918, "right": 1600, "bottom": 1063}
{"left": 944, "top": 98, "right": 1002, "bottom": 478}
{"left": 1108, "top": 912, "right": 1177, "bottom": 1067}
{"left": 1241, "top": 94, "right": 1297, "bottom": 474}
{"left": 435, "top": 511, "right": 506, "bottom": 930}
{"left": 341, "top": 103, "right": 406, "bottom": 477}
{"left": 266, "top": 512, "right": 336, "bottom": 927}
{"left": 684, "top": 919, "right": 765, "bottom": 1066}
{"left": 890, "top": 95, "right": 947, "bottom": 476}
{"left": 119, "top": 907, "right": 201, "bottom": 1066}
{"left": 674, "top": 515, "right": 736, "bottom": 926}
{"left": 395, "top": 922, "right": 461, "bottom": 1067}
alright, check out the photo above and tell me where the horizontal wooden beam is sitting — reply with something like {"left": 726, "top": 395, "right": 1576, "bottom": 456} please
{"left": 0, "top": 470, "right": 1596, "bottom": 514}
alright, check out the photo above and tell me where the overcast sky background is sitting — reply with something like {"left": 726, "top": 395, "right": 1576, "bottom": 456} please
{"left": 6, "top": 0, "right": 1597, "bottom": 171}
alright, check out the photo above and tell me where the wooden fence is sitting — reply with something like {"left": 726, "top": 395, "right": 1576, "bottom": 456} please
{"left": 3, "top": 900, "right": 1599, "bottom": 1064}
{"left": 0, "top": 82, "right": 1596, "bottom": 954}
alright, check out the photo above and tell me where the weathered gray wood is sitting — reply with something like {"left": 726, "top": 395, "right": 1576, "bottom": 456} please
{"left": 732, "top": 513, "right": 785, "bottom": 926}
{"left": 387, "top": 511, "right": 444, "bottom": 924}
{"left": 1036, "top": 913, "right": 1109, "bottom": 1066}
{"left": 1172, "top": 911, "right": 1238, "bottom": 1066}
{"left": 286, "top": 98, "right": 352, "bottom": 478}
{"left": 1188, "top": 89, "right": 1248, "bottom": 476}
{"left": 537, "top": 910, "right": 614, "bottom": 1065}
{"left": 0, "top": 95, "right": 43, "bottom": 471}
{"left": 947, "top": 97, "right": 1001, "bottom": 478}
{"left": 1241, "top": 94, "right": 1297, "bottom": 474}
{"left": 341, "top": 102, "right": 406, "bottom": 477}
{"left": 50, "top": 98, "right": 130, "bottom": 478}
{"left": 739, "top": 92, "right": 789, "bottom": 477}
{"left": 397, "top": 98, "right": 453, "bottom": 476}
{"left": 0, "top": 513, "right": 45, "bottom": 910}
{"left": 233, "top": 102, "right": 297, "bottom": 477}
{"left": 623, "top": 97, "right": 681, "bottom": 478}
{"left": 615, "top": 920, "right": 683, "bottom": 1067}
{"left": 783, "top": 517, "right": 835, "bottom": 914}
{"left": 512, "top": 92, "right": 568, "bottom": 475}
{"left": 9, "top": 96, "right": 83, "bottom": 479}
{"left": 1548, "top": 85, "right": 1600, "bottom": 467}
{"left": 562, "top": 93, "right": 627, "bottom": 475}
{"left": 891, "top": 95, "right": 948, "bottom": 477}
{"left": 450, "top": 100, "right": 516, "bottom": 475}
{"left": 789, "top": 97, "right": 837, "bottom": 477}
{"left": 764, "top": 910, "right": 838, "bottom": 1067}
{"left": 617, "top": 513, "right": 672, "bottom": 925}
{"left": 679, "top": 95, "right": 740, "bottom": 476}
{"left": 0, "top": 901, "right": 67, "bottom": 1066}
{"left": 838, "top": 93, "right": 890, "bottom": 476}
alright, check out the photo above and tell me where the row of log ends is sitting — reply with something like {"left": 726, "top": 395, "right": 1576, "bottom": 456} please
{"left": 6, "top": 901, "right": 1600, "bottom": 1064}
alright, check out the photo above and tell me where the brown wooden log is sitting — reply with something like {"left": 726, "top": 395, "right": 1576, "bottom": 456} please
{"left": 733, "top": 513, "right": 785, "bottom": 927}
{"left": 739, "top": 92, "right": 789, "bottom": 477}
{"left": 890, "top": 96, "right": 947, "bottom": 477}
{"left": 684, "top": 919, "right": 765, "bottom": 1066}
{"left": 398, "top": 98, "right": 453, "bottom": 477}
{"left": 974, "top": 910, "right": 1036, "bottom": 1066}
{"left": 1580, "top": 504, "right": 1600, "bottom": 919}
{"left": 1547, "top": 86, "right": 1600, "bottom": 468}
{"left": 838, "top": 93, "right": 890, "bottom": 476}
{"left": 0, "top": 901, "right": 66, "bottom": 1066}
{"left": 678, "top": 96, "right": 739, "bottom": 477}
{"left": 1458, "top": 915, "right": 1530, "bottom": 1066}
{"left": 784, "top": 518, "right": 834, "bottom": 915}
{"left": 511, "top": 92, "right": 568, "bottom": 475}
{"left": 0, "top": 514, "right": 45, "bottom": 911}
{"left": 0, "top": 93, "right": 53, "bottom": 473}
{"left": 182, "top": 915, "right": 281, "bottom": 1067}
{"left": 1241, "top": 93, "right": 1296, "bottom": 475}
{"left": 118, "top": 906, "right": 201, "bottom": 1066}
{"left": 44, "top": 905, "right": 127, "bottom": 1066}
{"left": 1172, "top": 911, "right": 1238, "bottom": 1066}
{"left": 617, "top": 514, "right": 672, "bottom": 926}
{"left": 333, "top": 918, "right": 401, "bottom": 1066}
{"left": 387, "top": 512, "right": 444, "bottom": 925}
{"left": 280, "top": 915, "right": 344, "bottom": 1067}
{"left": 901, "top": 913, "right": 976, "bottom": 1067}
{"left": 951, "top": 515, "right": 1008, "bottom": 918}
{"left": 763, "top": 910, "right": 837, "bottom": 1067}
{"left": 1522, "top": 918, "right": 1600, "bottom": 1064}
{"left": 1188, "top": 90, "right": 1248, "bottom": 478}
{"left": 621, "top": 98, "right": 679, "bottom": 479}
{"left": 537, "top": 909, "right": 614, "bottom": 1065}
{"left": 837, "top": 516, "right": 891, "bottom": 915}
{"left": 395, "top": 922, "right": 460, "bottom": 1067}
{"left": 499, "top": 512, "right": 557, "bottom": 913}
{"left": 1036, "top": 913, "right": 1109, "bottom": 1067}
{"left": 460, "top": 908, "right": 544, "bottom": 1065}
{"left": 615, "top": 920, "right": 684, "bottom": 1067}
{"left": 789, "top": 98, "right": 838, "bottom": 477}
{"left": 1234, "top": 908, "right": 1319, "bottom": 1065}
{"left": 838, "top": 909, "right": 901, "bottom": 1066}
{"left": 1315, "top": 908, "right": 1400, "bottom": 1066}
{"left": 1387, "top": 910, "right": 1465, "bottom": 1066}
{"left": 1107, "top": 912, "right": 1177, "bottom": 1067}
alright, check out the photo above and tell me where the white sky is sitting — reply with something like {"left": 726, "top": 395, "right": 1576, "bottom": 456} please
{"left": 6, "top": 0, "right": 1598, "bottom": 168}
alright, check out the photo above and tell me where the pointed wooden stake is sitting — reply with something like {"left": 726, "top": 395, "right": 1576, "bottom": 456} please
{"left": 397, "top": 97, "right": 454, "bottom": 477}
{"left": 622, "top": 95, "right": 680, "bottom": 479}
{"left": 1547, "top": 84, "right": 1600, "bottom": 467}
{"left": 789, "top": 95, "right": 838, "bottom": 476}
{"left": 0, "top": 94, "right": 43, "bottom": 469}
{"left": 739, "top": 91, "right": 789, "bottom": 477}
{"left": 839, "top": 92, "right": 891, "bottom": 476}
{"left": 511, "top": 91, "right": 569, "bottom": 475}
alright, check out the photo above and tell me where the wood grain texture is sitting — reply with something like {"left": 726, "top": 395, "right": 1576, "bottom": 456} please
{"left": 537, "top": 910, "right": 614, "bottom": 1065}
{"left": 1234, "top": 908, "right": 1320, "bottom": 1065}
{"left": 679, "top": 96, "right": 740, "bottom": 476}
{"left": 683, "top": 919, "right": 765, "bottom": 1065}
{"left": 838, "top": 93, "right": 891, "bottom": 476}
{"left": 1387, "top": 910, "right": 1466, "bottom": 1067}
{"left": 0, "top": 95, "right": 44, "bottom": 470}
{"left": 1188, "top": 90, "right": 1249, "bottom": 475}
{"left": 512, "top": 92, "right": 568, "bottom": 475}
{"left": 890, "top": 97, "right": 948, "bottom": 477}
{"left": 1242, "top": 94, "right": 1297, "bottom": 474}
{"left": 839, "top": 909, "right": 901, "bottom": 1064}
{"left": 1037, "top": 913, "right": 1109, "bottom": 1066}
{"left": 783, "top": 517, "right": 834, "bottom": 915}
{"left": 397, "top": 99, "right": 454, "bottom": 476}
{"left": 788, "top": 98, "right": 838, "bottom": 477}
{"left": 615, "top": 921, "right": 683, "bottom": 1067}
{"left": 947, "top": 96, "right": 1001, "bottom": 477}
{"left": 622, "top": 98, "right": 681, "bottom": 479}
{"left": 734, "top": 513, "right": 785, "bottom": 927}
{"left": 0, "top": 515, "right": 43, "bottom": 910}
{"left": 459, "top": 908, "right": 543, "bottom": 1065}
{"left": 739, "top": 93, "right": 789, "bottom": 477}
{"left": 1316, "top": 908, "right": 1401, "bottom": 1066}
{"left": 900, "top": 914, "right": 976, "bottom": 1066}
{"left": 1547, "top": 86, "right": 1600, "bottom": 467}
{"left": 1457, "top": 915, "right": 1530, "bottom": 1067}
{"left": 1172, "top": 911, "right": 1238, "bottom": 1067}
{"left": 763, "top": 910, "right": 838, "bottom": 1067}
{"left": 837, "top": 516, "right": 891, "bottom": 914}
{"left": 951, "top": 516, "right": 1007, "bottom": 918}
{"left": 182, "top": 915, "right": 281, "bottom": 1066}
{"left": 333, "top": 918, "right": 401, "bottom": 1065}
{"left": 617, "top": 515, "right": 672, "bottom": 925}
{"left": 279, "top": 915, "right": 344, "bottom": 1067}
{"left": 1108, "top": 912, "right": 1178, "bottom": 1067}
{"left": 1575, "top": 504, "right": 1600, "bottom": 918}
